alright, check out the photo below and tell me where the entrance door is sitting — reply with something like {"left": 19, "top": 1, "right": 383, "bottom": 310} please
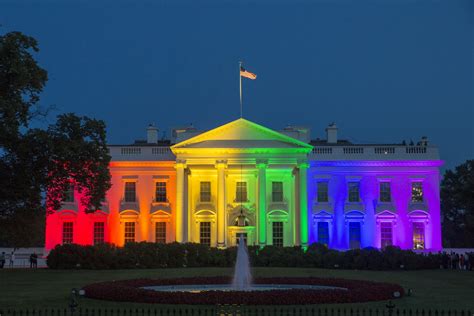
{"left": 236, "top": 232, "right": 248, "bottom": 245}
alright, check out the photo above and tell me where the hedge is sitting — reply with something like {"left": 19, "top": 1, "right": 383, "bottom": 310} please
{"left": 47, "top": 242, "right": 447, "bottom": 270}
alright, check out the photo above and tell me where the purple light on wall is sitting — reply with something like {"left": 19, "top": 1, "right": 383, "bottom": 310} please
{"left": 307, "top": 160, "right": 442, "bottom": 251}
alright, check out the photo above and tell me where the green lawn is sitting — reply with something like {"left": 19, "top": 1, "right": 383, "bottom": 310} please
{"left": 1, "top": 267, "right": 473, "bottom": 310}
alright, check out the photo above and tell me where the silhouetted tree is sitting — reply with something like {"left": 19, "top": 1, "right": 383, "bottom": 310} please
{"left": 0, "top": 31, "right": 111, "bottom": 247}
{"left": 441, "top": 160, "right": 474, "bottom": 247}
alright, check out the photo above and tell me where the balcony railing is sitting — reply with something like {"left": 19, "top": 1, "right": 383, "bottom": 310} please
{"left": 109, "top": 146, "right": 175, "bottom": 161}
{"left": 310, "top": 145, "right": 439, "bottom": 161}
{"left": 109, "top": 144, "right": 438, "bottom": 162}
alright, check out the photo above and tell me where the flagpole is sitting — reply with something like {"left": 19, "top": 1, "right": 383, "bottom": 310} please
{"left": 239, "top": 61, "right": 243, "bottom": 118}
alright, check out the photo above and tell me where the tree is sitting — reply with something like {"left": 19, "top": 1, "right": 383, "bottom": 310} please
{"left": 0, "top": 31, "right": 111, "bottom": 247}
{"left": 441, "top": 160, "right": 474, "bottom": 247}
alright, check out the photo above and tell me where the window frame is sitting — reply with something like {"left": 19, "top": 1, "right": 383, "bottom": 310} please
{"left": 200, "top": 181, "right": 211, "bottom": 202}
{"left": 316, "top": 181, "right": 329, "bottom": 203}
{"left": 272, "top": 221, "right": 284, "bottom": 247}
{"left": 272, "top": 182, "right": 284, "bottom": 202}
{"left": 317, "top": 221, "right": 329, "bottom": 246}
{"left": 124, "top": 182, "right": 137, "bottom": 203}
{"left": 412, "top": 222, "right": 425, "bottom": 250}
{"left": 199, "top": 221, "right": 211, "bottom": 246}
{"left": 379, "top": 181, "right": 391, "bottom": 203}
{"left": 348, "top": 181, "right": 360, "bottom": 202}
{"left": 348, "top": 222, "right": 362, "bottom": 249}
{"left": 235, "top": 181, "right": 248, "bottom": 202}
{"left": 380, "top": 222, "right": 393, "bottom": 248}
{"left": 155, "top": 182, "right": 167, "bottom": 203}
{"left": 62, "top": 222, "right": 74, "bottom": 244}
{"left": 411, "top": 182, "right": 424, "bottom": 203}
{"left": 93, "top": 222, "right": 105, "bottom": 245}
{"left": 124, "top": 221, "right": 136, "bottom": 244}
{"left": 155, "top": 222, "right": 167, "bottom": 243}
{"left": 63, "top": 184, "right": 75, "bottom": 203}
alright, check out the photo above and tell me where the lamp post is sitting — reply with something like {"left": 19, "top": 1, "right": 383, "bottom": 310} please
{"left": 69, "top": 288, "right": 85, "bottom": 315}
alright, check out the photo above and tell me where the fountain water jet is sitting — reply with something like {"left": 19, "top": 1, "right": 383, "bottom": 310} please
{"left": 232, "top": 235, "right": 252, "bottom": 290}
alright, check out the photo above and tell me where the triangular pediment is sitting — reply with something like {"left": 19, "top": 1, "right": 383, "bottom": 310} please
{"left": 171, "top": 118, "right": 312, "bottom": 153}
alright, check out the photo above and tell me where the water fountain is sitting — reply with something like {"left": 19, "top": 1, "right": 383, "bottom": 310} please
{"left": 232, "top": 235, "right": 252, "bottom": 290}
{"left": 84, "top": 228, "right": 402, "bottom": 304}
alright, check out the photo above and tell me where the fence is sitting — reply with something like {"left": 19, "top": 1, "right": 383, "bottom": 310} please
{"left": 0, "top": 307, "right": 473, "bottom": 316}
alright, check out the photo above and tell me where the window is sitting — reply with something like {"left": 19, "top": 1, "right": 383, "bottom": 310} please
{"left": 272, "top": 221, "right": 284, "bottom": 247}
{"left": 411, "top": 182, "right": 423, "bottom": 202}
{"left": 349, "top": 222, "right": 361, "bottom": 249}
{"left": 124, "top": 182, "right": 136, "bottom": 202}
{"left": 155, "top": 182, "right": 167, "bottom": 202}
{"left": 155, "top": 222, "right": 166, "bottom": 243}
{"left": 413, "top": 222, "right": 425, "bottom": 250}
{"left": 200, "top": 182, "right": 211, "bottom": 202}
{"left": 380, "top": 222, "right": 393, "bottom": 248}
{"left": 62, "top": 222, "right": 73, "bottom": 244}
{"left": 63, "top": 184, "right": 74, "bottom": 203}
{"left": 236, "top": 232, "right": 247, "bottom": 245}
{"left": 200, "top": 222, "right": 211, "bottom": 246}
{"left": 317, "top": 182, "right": 329, "bottom": 202}
{"left": 272, "top": 182, "right": 283, "bottom": 202}
{"left": 348, "top": 182, "right": 360, "bottom": 202}
{"left": 317, "top": 222, "right": 329, "bottom": 245}
{"left": 379, "top": 182, "right": 391, "bottom": 202}
{"left": 93, "top": 222, "right": 105, "bottom": 245}
{"left": 236, "top": 182, "right": 247, "bottom": 202}
{"left": 124, "top": 222, "right": 135, "bottom": 243}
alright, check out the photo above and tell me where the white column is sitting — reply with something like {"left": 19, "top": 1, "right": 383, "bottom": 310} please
{"left": 175, "top": 160, "right": 186, "bottom": 243}
{"left": 298, "top": 161, "right": 309, "bottom": 248}
{"left": 294, "top": 167, "right": 301, "bottom": 246}
{"left": 216, "top": 160, "right": 227, "bottom": 248}
{"left": 257, "top": 159, "right": 268, "bottom": 247}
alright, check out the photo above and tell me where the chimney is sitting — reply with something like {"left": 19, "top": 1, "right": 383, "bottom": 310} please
{"left": 326, "top": 122, "right": 338, "bottom": 144}
{"left": 420, "top": 136, "right": 428, "bottom": 146}
{"left": 146, "top": 123, "right": 158, "bottom": 144}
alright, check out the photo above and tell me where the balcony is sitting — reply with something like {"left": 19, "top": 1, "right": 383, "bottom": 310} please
{"left": 120, "top": 198, "right": 139, "bottom": 212}
{"left": 409, "top": 201, "right": 428, "bottom": 213}
{"left": 268, "top": 199, "right": 288, "bottom": 212}
{"left": 376, "top": 202, "right": 396, "bottom": 214}
{"left": 344, "top": 201, "right": 364, "bottom": 213}
{"left": 150, "top": 200, "right": 172, "bottom": 214}
{"left": 312, "top": 201, "right": 333, "bottom": 213}
{"left": 58, "top": 201, "right": 78, "bottom": 212}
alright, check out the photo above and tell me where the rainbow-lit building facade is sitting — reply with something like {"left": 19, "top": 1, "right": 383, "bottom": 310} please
{"left": 45, "top": 118, "right": 443, "bottom": 251}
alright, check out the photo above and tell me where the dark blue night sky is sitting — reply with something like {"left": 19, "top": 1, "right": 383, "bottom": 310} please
{"left": 2, "top": 0, "right": 473, "bottom": 170}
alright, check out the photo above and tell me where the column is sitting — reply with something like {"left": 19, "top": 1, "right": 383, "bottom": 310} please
{"left": 216, "top": 160, "right": 227, "bottom": 248}
{"left": 294, "top": 168, "right": 301, "bottom": 246}
{"left": 298, "top": 161, "right": 309, "bottom": 248}
{"left": 175, "top": 160, "right": 186, "bottom": 243}
{"left": 257, "top": 160, "right": 268, "bottom": 247}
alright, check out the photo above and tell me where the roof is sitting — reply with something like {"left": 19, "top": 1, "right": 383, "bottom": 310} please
{"left": 171, "top": 118, "right": 313, "bottom": 153}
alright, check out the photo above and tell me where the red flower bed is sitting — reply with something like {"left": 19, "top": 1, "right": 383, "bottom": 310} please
{"left": 83, "top": 277, "right": 404, "bottom": 305}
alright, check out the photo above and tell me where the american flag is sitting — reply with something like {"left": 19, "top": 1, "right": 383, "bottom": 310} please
{"left": 240, "top": 66, "right": 257, "bottom": 80}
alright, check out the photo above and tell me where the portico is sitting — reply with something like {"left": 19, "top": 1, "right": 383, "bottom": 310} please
{"left": 170, "top": 118, "right": 313, "bottom": 248}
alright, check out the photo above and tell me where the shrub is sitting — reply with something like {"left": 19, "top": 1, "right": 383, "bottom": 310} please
{"left": 47, "top": 242, "right": 443, "bottom": 270}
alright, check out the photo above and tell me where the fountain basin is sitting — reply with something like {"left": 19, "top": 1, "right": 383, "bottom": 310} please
{"left": 143, "top": 284, "right": 347, "bottom": 293}
{"left": 82, "top": 276, "right": 405, "bottom": 305}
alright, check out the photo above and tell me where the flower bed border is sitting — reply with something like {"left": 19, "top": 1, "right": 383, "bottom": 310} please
{"left": 83, "top": 277, "right": 404, "bottom": 305}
